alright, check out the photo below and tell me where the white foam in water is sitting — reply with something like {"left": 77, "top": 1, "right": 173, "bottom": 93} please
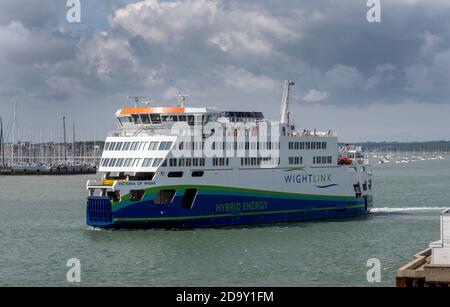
{"left": 371, "top": 207, "right": 449, "bottom": 213}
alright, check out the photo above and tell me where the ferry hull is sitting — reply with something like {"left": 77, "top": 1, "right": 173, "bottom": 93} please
{"left": 87, "top": 188, "right": 372, "bottom": 229}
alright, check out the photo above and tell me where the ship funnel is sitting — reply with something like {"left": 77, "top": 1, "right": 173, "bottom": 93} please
{"left": 280, "top": 80, "right": 295, "bottom": 124}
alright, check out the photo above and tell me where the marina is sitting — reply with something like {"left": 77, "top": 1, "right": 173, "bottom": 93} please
{"left": 0, "top": 110, "right": 100, "bottom": 175}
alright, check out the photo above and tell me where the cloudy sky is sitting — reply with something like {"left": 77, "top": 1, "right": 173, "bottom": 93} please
{"left": 1, "top": 0, "right": 450, "bottom": 142}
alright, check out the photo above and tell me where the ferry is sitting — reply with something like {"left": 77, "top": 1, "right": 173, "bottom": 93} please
{"left": 86, "top": 81, "right": 373, "bottom": 228}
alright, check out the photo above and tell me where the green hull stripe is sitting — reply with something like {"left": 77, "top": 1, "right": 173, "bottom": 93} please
{"left": 113, "top": 184, "right": 356, "bottom": 208}
{"left": 113, "top": 204, "right": 365, "bottom": 223}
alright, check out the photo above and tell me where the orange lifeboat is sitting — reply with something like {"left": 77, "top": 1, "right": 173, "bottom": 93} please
{"left": 338, "top": 156, "right": 353, "bottom": 165}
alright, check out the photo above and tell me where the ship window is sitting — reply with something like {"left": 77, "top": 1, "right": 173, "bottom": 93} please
{"left": 130, "top": 190, "right": 145, "bottom": 202}
{"left": 131, "top": 114, "right": 142, "bottom": 124}
{"left": 179, "top": 115, "right": 187, "bottom": 122}
{"left": 179, "top": 158, "right": 185, "bottom": 167}
{"left": 161, "top": 115, "right": 169, "bottom": 122}
{"left": 129, "top": 172, "right": 155, "bottom": 181}
{"left": 187, "top": 115, "right": 195, "bottom": 126}
{"left": 104, "top": 142, "right": 110, "bottom": 150}
{"left": 109, "top": 158, "right": 116, "bottom": 167}
{"left": 117, "top": 158, "right": 125, "bottom": 167}
{"left": 185, "top": 158, "right": 192, "bottom": 167}
{"left": 122, "top": 142, "right": 131, "bottom": 151}
{"left": 139, "top": 142, "right": 148, "bottom": 150}
{"left": 102, "top": 158, "right": 109, "bottom": 167}
{"left": 192, "top": 171, "right": 204, "bottom": 177}
{"left": 169, "top": 159, "right": 177, "bottom": 167}
{"left": 130, "top": 142, "right": 139, "bottom": 150}
{"left": 115, "top": 142, "right": 123, "bottom": 151}
{"left": 124, "top": 158, "right": 132, "bottom": 167}
{"left": 150, "top": 114, "right": 161, "bottom": 124}
{"left": 152, "top": 158, "right": 163, "bottom": 167}
{"left": 148, "top": 141, "right": 159, "bottom": 150}
{"left": 168, "top": 171, "right": 183, "bottom": 178}
{"left": 141, "top": 114, "right": 150, "bottom": 124}
{"left": 132, "top": 158, "right": 141, "bottom": 167}
{"left": 169, "top": 115, "right": 178, "bottom": 122}
{"left": 154, "top": 190, "right": 176, "bottom": 205}
{"left": 182, "top": 189, "right": 197, "bottom": 209}
{"left": 142, "top": 158, "right": 153, "bottom": 167}
{"left": 159, "top": 141, "right": 173, "bottom": 150}
{"left": 161, "top": 159, "right": 167, "bottom": 167}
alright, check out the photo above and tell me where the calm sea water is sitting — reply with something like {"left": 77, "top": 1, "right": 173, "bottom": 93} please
{"left": 1, "top": 159, "right": 449, "bottom": 287}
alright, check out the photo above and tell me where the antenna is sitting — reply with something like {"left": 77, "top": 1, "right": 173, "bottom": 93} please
{"left": 280, "top": 80, "right": 295, "bottom": 124}
{"left": 175, "top": 92, "right": 189, "bottom": 107}
{"left": 127, "top": 96, "right": 145, "bottom": 108}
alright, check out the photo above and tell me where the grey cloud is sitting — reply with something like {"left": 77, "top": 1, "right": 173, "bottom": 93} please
{"left": 1, "top": 0, "right": 450, "bottom": 141}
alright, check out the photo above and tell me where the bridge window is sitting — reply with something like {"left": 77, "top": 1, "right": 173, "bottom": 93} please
{"left": 150, "top": 114, "right": 161, "bottom": 124}
{"left": 131, "top": 114, "right": 142, "bottom": 124}
{"left": 154, "top": 189, "right": 176, "bottom": 205}
{"left": 141, "top": 114, "right": 150, "bottom": 124}
{"left": 188, "top": 115, "right": 195, "bottom": 126}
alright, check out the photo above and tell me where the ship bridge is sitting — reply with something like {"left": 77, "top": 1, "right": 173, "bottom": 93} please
{"left": 116, "top": 106, "right": 221, "bottom": 128}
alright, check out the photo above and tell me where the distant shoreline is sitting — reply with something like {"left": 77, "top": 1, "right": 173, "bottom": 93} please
{"left": 340, "top": 141, "right": 450, "bottom": 152}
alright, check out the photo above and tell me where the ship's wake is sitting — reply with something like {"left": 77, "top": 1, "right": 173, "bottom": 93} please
{"left": 371, "top": 207, "right": 449, "bottom": 213}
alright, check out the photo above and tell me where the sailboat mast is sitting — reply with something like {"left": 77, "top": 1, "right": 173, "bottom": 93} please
{"left": 11, "top": 100, "right": 17, "bottom": 166}
{"left": 63, "top": 116, "right": 67, "bottom": 164}
{"left": 0, "top": 117, "right": 5, "bottom": 168}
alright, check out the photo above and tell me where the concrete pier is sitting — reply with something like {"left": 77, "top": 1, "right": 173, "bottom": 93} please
{"left": 397, "top": 210, "right": 450, "bottom": 287}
